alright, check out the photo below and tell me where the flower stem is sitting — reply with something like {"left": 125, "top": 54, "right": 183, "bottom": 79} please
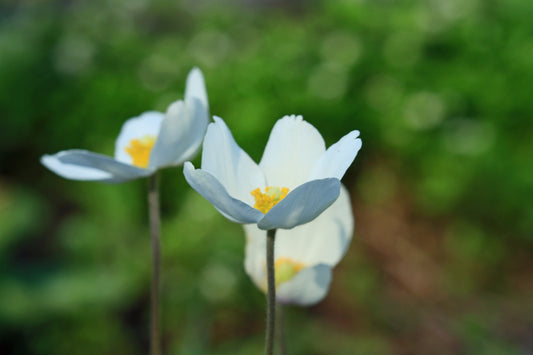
{"left": 148, "top": 173, "right": 161, "bottom": 355}
{"left": 277, "top": 303, "right": 287, "bottom": 355}
{"left": 265, "top": 229, "right": 277, "bottom": 355}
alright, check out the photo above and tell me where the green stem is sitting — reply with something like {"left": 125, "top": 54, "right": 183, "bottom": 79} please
{"left": 148, "top": 173, "right": 161, "bottom": 355}
{"left": 265, "top": 229, "right": 277, "bottom": 355}
{"left": 277, "top": 303, "right": 287, "bottom": 355}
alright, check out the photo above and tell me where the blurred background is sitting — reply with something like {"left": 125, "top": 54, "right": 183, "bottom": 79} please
{"left": 1, "top": 0, "right": 532, "bottom": 353}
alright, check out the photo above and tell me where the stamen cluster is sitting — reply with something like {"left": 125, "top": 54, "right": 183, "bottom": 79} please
{"left": 251, "top": 186, "right": 289, "bottom": 214}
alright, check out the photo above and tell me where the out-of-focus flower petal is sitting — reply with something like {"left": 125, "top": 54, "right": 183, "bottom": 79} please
{"left": 149, "top": 98, "right": 208, "bottom": 169}
{"left": 42, "top": 150, "right": 152, "bottom": 183}
{"left": 43, "top": 68, "right": 209, "bottom": 183}
{"left": 185, "top": 67, "right": 209, "bottom": 110}
{"left": 260, "top": 185, "right": 353, "bottom": 265}
{"left": 309, "top": 130, "right": 362, "bottom": 180}
{"left": 277, "top": 264, "right": 332, "bottom": 306}
{"left": 201, "top": 117, "right": 266, "bottom": 205}
{"left": 183, "top": 162, "right": 264, "bottom": 224}
{"left": 243, "top": 224, "right": 267, "bottom": 290}
{"left": 259, "top": 115, "right": 325, "bottom": 190}
{"left": 257, "top": 178, "right": 340, "bottom": 230}
{"left": 41, "top": 153, "right": 114, "bottom": 181}
{"left": 114, "top": 111, "right": 165, "bottom": 165}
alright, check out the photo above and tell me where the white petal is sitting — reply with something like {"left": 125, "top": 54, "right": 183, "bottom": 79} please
{"left": 257, "top": 178, "right": 340, "bottom": 230}
{"left": 42, "top": 150, "right": 152, "bottom": 183}
{"left": 41, "top": 154, "right": 113, "bottom": 181}
{"left": 243, "top": 225, "right": 268, "bottom": 290}
{"left": 114, "top": 111, "right": 165, "bottom": 165}
{"left": 259, "top": 115, "right": 326, "bottom": 190}
{"left": 310, "top": 130, "right": 362, "bottom": 180}
{"left": 148, "top": 98, "right": 208, "bottom": 169}
{"left": 185, "top": 67, "right": 208, "bottom": 110}
{"left": 201, "top": 116, "right": 266, "bottom": 205}
{"left": 273, "top": 185, "right": 353, "bottom": 266}
{"left": 277, "top": 264, "right": 332, "bottom": 306}
{"left": 183, "top": 162, "right": 264, "bottom": 224}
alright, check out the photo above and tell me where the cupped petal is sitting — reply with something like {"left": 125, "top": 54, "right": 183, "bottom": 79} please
{"left": 42, "top": 150, "right": 152, "bottom": 183}
{"left": 249, "top": 185, "right": 353, "bottom": 266}
{"left": 259, "top": 115, "right": 326, "bottom": 190}
{"left": 309, "top": 130, "right": 362, "bottom": 181}
{"left": 148, "top": 97, "right": 208, "bottom": 169}
{"left": 183, "top": 162, "right": 264, "bottom": 224}
{"left": 114, "top": 111, "right": 165, "bottom": 165}
{"left": 201, "top": 116, "right": 266, "bottom": 205}
{"left": 257, "top": 178, "right": 340, "bottom": 230}
{"left": 277, "top": 264, "right": 332, "bottom": 306}
{"left": 185, "top": 67, "right": 208, "bottom": 110}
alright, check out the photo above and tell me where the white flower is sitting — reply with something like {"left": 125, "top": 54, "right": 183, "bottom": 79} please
{"left": 183, "top": 115, "right": 361, "bottom": 230}
{"left": 244, "top": 185, "right": 353, "bottom": 306}
{"left": 41, "top": 68, "right": 209, "bottom": 183}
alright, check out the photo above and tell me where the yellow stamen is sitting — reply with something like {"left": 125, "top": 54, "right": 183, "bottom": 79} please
{"left": 274, "top": 257, "right": 305, "bottom": 287}
{"left": 260, "top": 257, "right": 306, "bottom": 290}
{"left": 250, "top": 186, "right": 289, "bottom": 214}
{"left": 125, "top": 135, "right": 156, "bottom": 168}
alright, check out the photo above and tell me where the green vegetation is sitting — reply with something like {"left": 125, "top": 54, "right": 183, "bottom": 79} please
{"left": 1, "top": 0, "right": 532, "bottom": 353}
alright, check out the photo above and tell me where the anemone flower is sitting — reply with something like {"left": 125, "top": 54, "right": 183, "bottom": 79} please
{"left": 243, "top": 185, "right": 353, "bottom": 306}
{"left": 183, "top": 115, "right": 361, "bottom": 230}
{"left": 41, "top": 67, "right": 209, "bottom": 355}
{"left": 183, "top": 114, "right": 361, "bottom": 354}
{"left": 41, "top": 67, "right": 209, "bottom": 183}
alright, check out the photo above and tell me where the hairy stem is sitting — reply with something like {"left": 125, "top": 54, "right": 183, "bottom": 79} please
{"left": 265, "top": 229, "right": 277, "bottom": 355}
{"left": 148, "top": 173, "right": 161, "bottom": 355}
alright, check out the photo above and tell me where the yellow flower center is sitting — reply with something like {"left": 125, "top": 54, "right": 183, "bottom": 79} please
{"left": 124, "top": 135, "right": 156, "bottom": 168}
{"left": 250, "top": 186, "right": 289, "bottom": 214}
{"left": 274, "top": 258, "right": 305, "bottom": 287}
{"left": 260, "top": 258, "right": 306, "bottom": 291}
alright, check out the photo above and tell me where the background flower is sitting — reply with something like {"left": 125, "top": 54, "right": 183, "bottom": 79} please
{"left": 244, "top": 185, "right": 354, "bottom": 306}
{"left": 41, "top": 68, "right": 209, "bottom": 183}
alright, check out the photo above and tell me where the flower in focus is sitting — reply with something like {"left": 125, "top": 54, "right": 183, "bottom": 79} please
{"left": 41, "top": 68, "right": 209, "bottom": 183}
{"left": 244, "top": 185, "right": 353, "bottom": 306}
{"left": 183, "top": 115, "right": 361, "bottom": 230}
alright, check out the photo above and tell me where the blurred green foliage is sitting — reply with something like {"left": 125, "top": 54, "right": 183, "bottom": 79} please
{"left": 1, "top": 0, "right": 532, "bottom": 353}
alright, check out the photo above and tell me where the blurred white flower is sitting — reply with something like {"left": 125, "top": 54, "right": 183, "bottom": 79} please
{"left": 41, "top": 68, "right": 209, "bottom": 183}
{"left": 244, "top": 185, "right": 353, "bottom": 306}
{"left": 183, "top": 115, "right": 361, "bottom": 230}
